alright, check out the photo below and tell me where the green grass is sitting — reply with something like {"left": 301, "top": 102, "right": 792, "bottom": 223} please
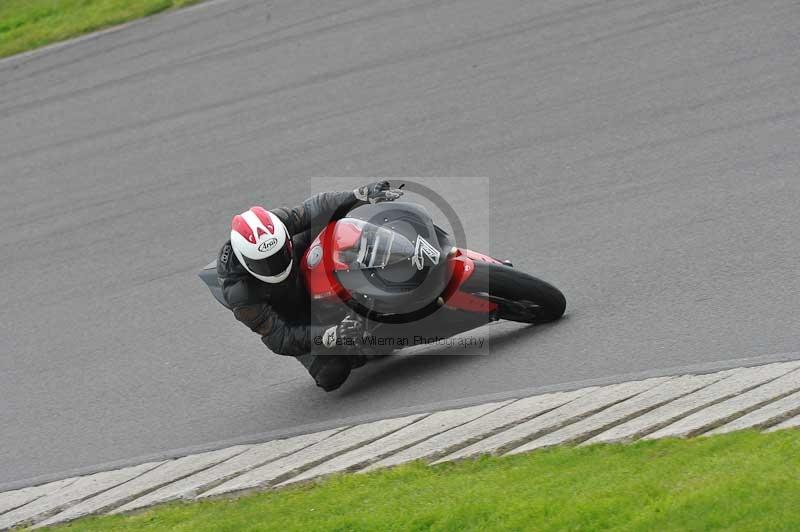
{"left": 46, "top": 429, "right": 800, "bottom": 531}
{"left": 0, "top": 0, "right": 203, "bottom": 58}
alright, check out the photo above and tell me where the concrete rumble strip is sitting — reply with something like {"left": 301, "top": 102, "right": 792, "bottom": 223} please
{"left": 3, "top": 361, "right": 800, "bottom": 530}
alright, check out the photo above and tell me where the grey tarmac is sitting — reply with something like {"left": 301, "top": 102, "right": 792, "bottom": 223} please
{"left": 2, "top": 363, "right": 800, "bottom": 529}
{"left": 2, "top": 0, "right": 799, "bottom": 493}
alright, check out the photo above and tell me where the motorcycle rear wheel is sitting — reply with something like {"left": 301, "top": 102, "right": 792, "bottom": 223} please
{"left": 460, "top": 261, "right": 566, "bottom": 324}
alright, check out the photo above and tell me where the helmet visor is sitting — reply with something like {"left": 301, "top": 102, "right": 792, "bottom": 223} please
{"left": 242, "top": 242, "right": 293, "bottom": 278}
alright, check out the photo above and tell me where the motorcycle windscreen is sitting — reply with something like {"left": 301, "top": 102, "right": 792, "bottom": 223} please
{"left": 332, "top": 218, "right": 415, "bottom": 270}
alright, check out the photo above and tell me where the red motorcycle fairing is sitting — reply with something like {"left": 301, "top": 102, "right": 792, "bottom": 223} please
{"left": 301, "top": 222, "right": 350, "bottom": 301}
{"left": 302, "top": 219, "right": 503, "bottom": 315}
{"left": 440, "top": 249, "right": 502, "bottom": 313}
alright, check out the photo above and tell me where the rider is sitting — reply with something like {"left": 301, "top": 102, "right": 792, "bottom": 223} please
{"left": 217, "top": 181, "right": 401, "bottom": 392}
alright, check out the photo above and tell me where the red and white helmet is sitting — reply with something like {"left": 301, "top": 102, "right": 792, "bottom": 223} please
{"left": 230, "top": 206, "right": 293, "bottom": 283}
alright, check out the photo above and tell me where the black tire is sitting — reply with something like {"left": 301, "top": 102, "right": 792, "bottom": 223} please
{"left": 460, "top": 261, "right": 566, "bottom": 324}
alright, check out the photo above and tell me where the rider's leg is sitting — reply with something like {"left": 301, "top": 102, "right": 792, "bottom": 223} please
{"left": 295, "top": 352, "right": 360, "bottom": 392}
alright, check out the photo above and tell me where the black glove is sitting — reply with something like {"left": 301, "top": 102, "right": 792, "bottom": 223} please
{"left": 321, "top": 315, "right": 364, "bottom": 349}
{"left": 354, "top": 180, "right": 403, "bottom": 204}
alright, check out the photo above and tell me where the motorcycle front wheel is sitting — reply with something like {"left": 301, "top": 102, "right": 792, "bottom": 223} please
{"left": 460, "top": 261, "right": 566, "bottom": 324}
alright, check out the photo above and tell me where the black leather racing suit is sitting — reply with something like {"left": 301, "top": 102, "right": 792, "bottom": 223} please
{"left": 216, "top": 190, "right": 365, "bottom": 391}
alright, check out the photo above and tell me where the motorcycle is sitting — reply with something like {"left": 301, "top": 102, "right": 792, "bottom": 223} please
{"left": 200, "top": 194, "right": 566, "bottom": 351}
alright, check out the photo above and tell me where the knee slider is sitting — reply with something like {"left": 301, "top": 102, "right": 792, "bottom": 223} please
{"left": 311, "top": 356, "right": 352, "bottom": 392}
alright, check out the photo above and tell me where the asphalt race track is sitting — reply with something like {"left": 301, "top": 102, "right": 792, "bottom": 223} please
{"left": 1, "top": 0, "right": 798, "bottom": 488}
